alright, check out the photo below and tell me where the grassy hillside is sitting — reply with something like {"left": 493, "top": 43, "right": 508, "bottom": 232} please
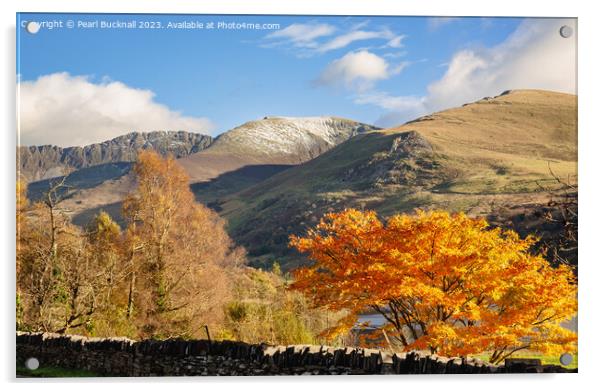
{"left": 214, "top": 90, "right": 577, "bottom": 269}
{"left": 44, "top": 116, "right": 376, "bottom": 223}
{"left": 28, "top": 90, "right": 576, "bottom": 271}
{"left": 178, "top": 116, "right": 378, "bottom": 183}
{"left": 26, "top": 162, "right": 131, "bottom": 202}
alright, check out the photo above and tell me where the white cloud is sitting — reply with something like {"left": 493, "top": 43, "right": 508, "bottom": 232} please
{"left": 264, "top": 22, "right": 405, "bottom": 56}
{"left": 315, "top": 51, "right": 407, "bottom": 92}
{"left": 317, "top": 29, "right": 404, "bottom": 53}
{"left": 354, "top": 92, "right": 426, "bottom": 127}
{"left": 18, "top": 73, "right": 214, "bottom": 147}
{"left": 390, "top": 61, "right": 411, "bottom": 75}
{"left": 317, "top": 30, "right": 386, "bottom": 52}
{"left": 355, "top": 92, "right": 425, "bottom": 113}
{"left": 384, "top": 35, "right": 406, "bottom": 48}
{"left": 356, "top": 18, "right": 577, "bottom": 127}
{"left": 384, "top": 51, "right": 408, "bottom": 59}
{"left": 265, "top": 23, "right": 336, "bottom": 48}
{"left": 426, "top": 18, "right": 576, "bottom": 109}
{"left": 427, "top": 17, "right": 460, "bottom": 31}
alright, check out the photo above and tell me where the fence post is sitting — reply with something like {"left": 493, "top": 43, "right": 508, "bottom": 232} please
{"left": 204, "top": 325, "right": 211, "bottom": 342}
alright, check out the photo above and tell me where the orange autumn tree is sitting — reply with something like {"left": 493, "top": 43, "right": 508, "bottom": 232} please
{"left": 122, "top": 150, "right": 238, "bottom": 338}
{"left": 289, "top": 209, "right": 577, "bottom": 364}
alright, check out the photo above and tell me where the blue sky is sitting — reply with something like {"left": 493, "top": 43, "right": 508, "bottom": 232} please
{"left": 17, "top": 14, "right": 576, "bottom": 146}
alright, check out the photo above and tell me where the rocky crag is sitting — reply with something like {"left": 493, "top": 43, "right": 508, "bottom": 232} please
{"left": 18, "top": 131, "right": 213, "bottom": 181}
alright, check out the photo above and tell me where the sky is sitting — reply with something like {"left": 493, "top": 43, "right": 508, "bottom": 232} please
{"left": 16, "top": 14, "right": 577, "bottom": 147}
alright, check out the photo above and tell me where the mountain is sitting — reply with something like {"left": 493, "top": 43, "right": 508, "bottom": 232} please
{"left": 18, "top": 131, "right": 213, "bottom": 182}
{"left": 28, "top": 116, "right": 378, "bottom": 224}
{"left": 178, "top": 116, "right": 380, "bottom": 183}
{"left": 212, "top": 90, "right": 577, "bottom": 269}
{"left": 21, "top": 91, "right": 577, "bottom": 270}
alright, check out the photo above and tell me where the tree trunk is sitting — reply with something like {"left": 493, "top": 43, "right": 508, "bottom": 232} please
{"left": 127, "top": 272, "right": 136, "bottom": 319}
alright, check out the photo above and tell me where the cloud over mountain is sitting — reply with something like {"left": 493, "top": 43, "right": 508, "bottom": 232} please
{"left": 356, "top": 18, "right": 577, "bottom": 127}
{"left": 18, "top": 73, "right": 214, "bottom": 147}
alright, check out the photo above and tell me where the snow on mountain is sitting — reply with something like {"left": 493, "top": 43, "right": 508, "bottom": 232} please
{"left": 209, "top": 116, "right": 379, "bottom": 161}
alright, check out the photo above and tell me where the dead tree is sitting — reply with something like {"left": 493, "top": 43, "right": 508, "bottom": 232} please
{"left": 536, "top": 163, "right": 578, "bottom": 271}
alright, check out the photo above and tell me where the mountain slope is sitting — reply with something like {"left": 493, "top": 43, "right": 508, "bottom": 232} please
{"left": 33, "top": 116, "right": 378, "bottom": 224}
{"left": 18, "top": 131, "right": 213, "bottom": 181}
{"left": 179, "top": 116, "right": 379, "bottom": 183}
{"left": 215, "top": 90, "right": 577, "bottom": 269}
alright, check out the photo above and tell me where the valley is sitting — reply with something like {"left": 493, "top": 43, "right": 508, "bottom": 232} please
{"left": 20, "top": 89, "right": 577, "bottom": 270}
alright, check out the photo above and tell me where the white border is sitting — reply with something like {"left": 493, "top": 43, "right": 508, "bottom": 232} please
{"left": 2, "top": 1, "right": 601, "bottom": 390}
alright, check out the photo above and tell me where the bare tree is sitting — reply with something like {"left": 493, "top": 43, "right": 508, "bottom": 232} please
{"left": 536, "top": 163, "right": 578, "bottom": 269}
{"left": 17, "top": 177, "right": 119, "bottom": 334}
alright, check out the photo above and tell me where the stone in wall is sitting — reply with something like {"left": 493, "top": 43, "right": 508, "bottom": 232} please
{"left": 16, "top": 332, "right": 577, "bottom": 376}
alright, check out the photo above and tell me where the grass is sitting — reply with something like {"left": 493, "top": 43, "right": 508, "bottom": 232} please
{"left": 207, "top": 90, "right": 578, "bottom": 270}
{"left": 16, "top": 365, "right": 100, "bottom": 378}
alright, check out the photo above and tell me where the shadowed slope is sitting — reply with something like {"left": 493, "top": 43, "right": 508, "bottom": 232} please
{"left": 216, "top": 90, "right": 577, "bottom": 269}
{"left": 179, "top": 116, "right": 379, "bottom": 183}
{"left": 36, "top": 116, "right": 378, "bottom": 224}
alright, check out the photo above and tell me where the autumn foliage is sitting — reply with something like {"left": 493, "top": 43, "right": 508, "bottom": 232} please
{"left": 17, "top": 151, "right": 331, "bottom": 344}
{"left": 122, "top": 150, "right": 239, "bottom": 338}
{"left": 16, "top": 151, "right": 241, "bottom": 339}
{"left": 16, "top": 150, "right": 579, "bottom": 360}
{"left": 17, "top": 175, "right": 109, "bottom": 333}
{"left": 290, "top": 209, "right": 577, "bottom": 363}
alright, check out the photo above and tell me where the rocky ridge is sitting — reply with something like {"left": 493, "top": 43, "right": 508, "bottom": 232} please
{"left": 18, "top": 131, "right": 213, "bottom": 181}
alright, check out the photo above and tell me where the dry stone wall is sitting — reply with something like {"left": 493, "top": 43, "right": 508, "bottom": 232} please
{"left": 16, "top": 332, "right": 576, "bottom": 376}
